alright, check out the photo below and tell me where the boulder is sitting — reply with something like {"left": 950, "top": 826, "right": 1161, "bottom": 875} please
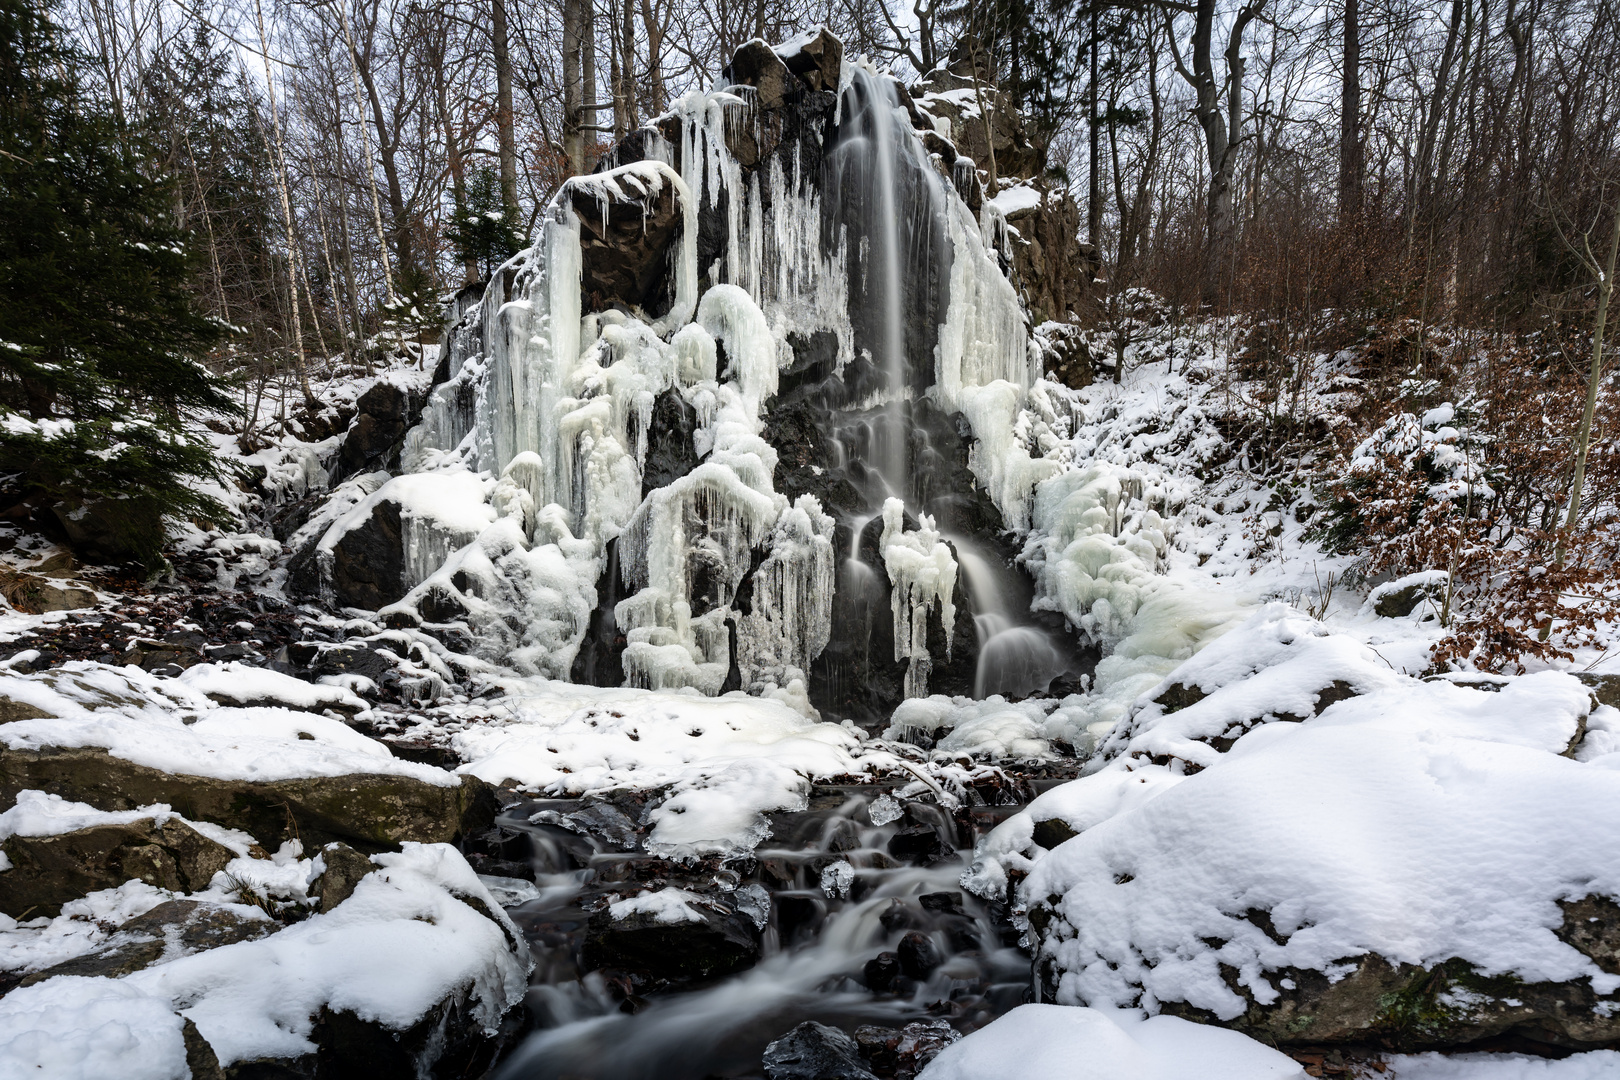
{"left": 581, "top": 888, "right": 761, "bottom": 986}
{"left": 777, "top": 29, "right": 842, "bottom": 93}
{"left": 896, "top": 930, "right": 940, "bottom": 980}
{"left": 17, "top": 899, "right": 275, "bottom": 987}
{"left": 309, "top": 841, "right": 378, "bottom": 912}
{"left": 328, "top": 497, "right": 407, "bottom": 610}
{"left": 49, "top": 495, "right": 164, "bottom": 566}
{"left": 0, "top": 817, "right": 237, "bottom": 918}
{"left": 724, "top": 39, "right": 796, "bottom": 109}
{"left": 0, "top": 568, "right": 96, "bottom": 614}
{"left": 0, "top": 745, "right": 499, "bottom": 852}
{"left": 334, "top": 381, "right": 418, "bottom": 481}
{"left": 763, "top": 1021, "right": 878, "bottom": 1080}
{"left": 1159, "top": 949, "right": 1620, "bottom": 1051}
{"left": 853, "top": 1020, "right": 961, "bottom": 1080}
{"left": 571, "top": 169, "right": 684, "bottom": 317}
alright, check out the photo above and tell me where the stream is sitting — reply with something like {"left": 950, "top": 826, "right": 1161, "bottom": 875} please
{"left": 481, "top": 780, "right": 1064, "bottom": 1079}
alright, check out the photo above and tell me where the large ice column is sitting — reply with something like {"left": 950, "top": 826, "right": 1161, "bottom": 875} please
{"left": 879, "top": 497, "right": 959, "bottom": 699}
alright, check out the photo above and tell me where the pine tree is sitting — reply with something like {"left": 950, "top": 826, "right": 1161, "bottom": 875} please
{"left": 444, "top": 166, "right": 525, "bottom": 282}
{"left": 0, "top": 0, "right": 237, "bottom": 565}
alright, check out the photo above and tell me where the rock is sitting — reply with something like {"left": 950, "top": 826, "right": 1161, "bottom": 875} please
{"left": 886, "top": 826, "right": 953, "bottom": 865}
{"left": 571, "top": 169, "right": 684, "bottom": 317}
{"left": 0, "top": 745, "right": 499, "bottom": 852}
{"left": 328, "top": 497, "right": 407, "bottom": 610}
{"left": 0, "top": 694, "right": 50, "bottom": 723}
{"left": 0, "top": 817, "right": 237, "bottom": 918}
{"left": 1558, "top": 894, "right": 1620, "bottom": 973}
{"left": 1030, "top": 817, "right": 1078, "bottom": 850}
{"left": 763, "top": 1021, "right": 878, "bottom": 1080}
{"left": 777, "top": 29, "right": 842, "bottom": 93}
{"left": 0, "top": 568, "right": 96, "bottom": 614}
{"left": 896, "top": 930, "right": 940, "bottom": 979}
{"left": 854, "top": 1020, "right": 961, "bottom": 1080}
{"left": 918, "top": 891, "right": 965, "bottom": 916}
{"left": 1577, "top": 672, "right": 1620, "bottom": 711}
{"left": 723, "top": 39, "right": 796, "bottom": 109}
{"left": 335, "top": 381, "right": 419, "bottom": 481}
{"left": 1371, "top": 571, "right": 1448, "bottom": 618}
{"left": 863, "top": 950, "right": 902, "bottom": 992}
{"left": 50, "top": 495, "right": 164, "bottom": 565}
{"left": 1037, "top": 322, "right": 1098, "bottom": 391}
{"left": 581, "top": 889, "right": 761, "bottom": 986}
{"left": 309, "top": 842, "right": 378, "bottom": 912}
{"left": 879, "top": 898, "right": 924, "bottom": 934}
{"left": 1159, "top": 950, "right": 1620, "bottom": 1051}
{"left": 18, "top": 899, "right": 275, "bottom": 986}
{"left": 641, "top": 388, "right": 703, "bottom": 497}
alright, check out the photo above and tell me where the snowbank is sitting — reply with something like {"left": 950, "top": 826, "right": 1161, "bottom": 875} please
{"left": 0, "top": 844, "right": 527, "bottom": 1075}
{"left": 916, "top": 1004, "right": 1305, "bottom": 1080}
{"left": 1021, "top": 664, "right": 1615, "bottom": 1018}
{"left": 0, "top": 662, "right": 457, "bottom": 786}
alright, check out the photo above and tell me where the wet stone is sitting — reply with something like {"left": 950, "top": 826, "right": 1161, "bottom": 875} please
{"left": 897, "top": 931, "right": 941, "bottom": 980}
{"left": 762, "top": 1021, "right": 878, "bottom": 1080}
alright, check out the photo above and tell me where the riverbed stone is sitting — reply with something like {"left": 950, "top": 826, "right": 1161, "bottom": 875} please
{"left": 763, "top": 1021, "right": 878, "bottom": 1080}
{"left": 17, "top": 899, "right": 275, "bottom": 987}
{"left": 581, "top": 888, "right": 761, "bottom": 986}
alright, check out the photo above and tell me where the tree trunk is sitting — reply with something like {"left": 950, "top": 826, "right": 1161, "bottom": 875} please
{"left": 563, "top": 0, "right": 585, "bottom": 175}
{"left": 639, "top": 0, "right": 667, "bottom": 114}
{"left": 583, "top": 0, "right": 597, "bottom": 164}
{"left": 1088, "top": 3, "right": 1101, "bottom": 245}
{"left": 1338, "top": 0, "right": 1362, "bottom": 219}
{"left": 492, "top": 0, "right": 520, "bottom": 213}
{"left": 1560, "top": 194, "right": 1620, "bottom": 553}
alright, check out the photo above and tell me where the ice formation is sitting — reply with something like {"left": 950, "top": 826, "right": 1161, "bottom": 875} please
{"left": 879, "top": 498, "right": 958, "bottom": 698}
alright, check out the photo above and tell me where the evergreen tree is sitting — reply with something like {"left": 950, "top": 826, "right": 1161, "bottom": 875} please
{"left": 444, "top": 166, "right": 525, "bottom": 281}
{"left": 0, "top": 0, "right": 237, "bottom": 565}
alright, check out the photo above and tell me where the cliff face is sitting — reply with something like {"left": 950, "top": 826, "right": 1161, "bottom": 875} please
{"left": 392, "top": 31, "right": 1089, "bottom": 721}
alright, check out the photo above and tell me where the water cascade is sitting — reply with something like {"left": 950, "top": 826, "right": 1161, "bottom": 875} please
{"left": 403, "top": 31, "right": 1091, "bottom": 719}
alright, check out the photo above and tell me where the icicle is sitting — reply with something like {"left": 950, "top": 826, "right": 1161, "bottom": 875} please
{"left": 879, "top": 497, "right": 958, "bottom": 699}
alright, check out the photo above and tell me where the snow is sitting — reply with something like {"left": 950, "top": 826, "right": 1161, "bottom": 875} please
{"left": 609, "top": 887, "right": 708, "bottom": 924}
{"left": 447, "top": 679, "right": 871, "bottom": 857}
{"left": 1384, "top": 1052, "right": 1620, "bottom": 1079}
{"left": 987, "top": 183, "right": 1042, "bottom": 217}
{"left": 1014, "top": 654, "right": 1617, "bottom": 1017}
{"left": 177, "top": 661, "right": 367, "bottom": 714}
{"left": 0, "top": 661, "right": 459, "bottom": 786}
{"left": 916, "top": 1004, "right": 1306, "bottom": 1080}
{"left": 0, "top": 788, "right": 180, "bottom": 839}
{"left": 0, "top": 844, "right": 528, "bottom": 1075}
{"left": 316, "top": 470, "right": 497, "bottom": 598}
{"left": 0, "top": 976, "right": 191, "bottom": 1080}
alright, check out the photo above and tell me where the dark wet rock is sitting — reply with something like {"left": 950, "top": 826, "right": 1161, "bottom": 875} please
{"left": 581, "top": 888, "right": 761, "bottom": 986}
{"left": 18, "top": 899, "right": 275, "bottom": 987}
{"left": 326, "top": 498, "right": 406, "bottom": 610}
{"left": 572, "top": 169, "right": 683, "bottom": 318}
{"left": 1374, "top": 575, "right": 1447, "bottom": 618}
{"left": 896, "top": 930, "right": 940, "bottom": 979}
{"left": 335, "top": 381, "right": 420, "bottom": 481}
{"left": 309, "top": 842, "right": 377, "bottom": 913}
{"left": 918, "top": 891, "right": 965, "bottom": 917}
{"left": 863, "top": 950, "right": 902, "bottom": 993}
{"left": 1030, "top": 816, "right": 1079, "bottom": 850}
{"left": 0, "top": 745, "right": 498, "bottom": 853}
{"left": 641, "top": 389, "right": 702, "bottom": 497}
{"left": 763, "top": 1021, "right": 878, "bottom": 1080}
{"left": 854, "top": 1019, "right": 962, "bottom": 1080}
{"left": 0, "top": 817, "right": 237, "bottom": 918}
{"left": 879, "top": 898, "right": 925, "bottom": 934}
{"left": 886, "top": 826, "right": 953, "bottom": 865}
{"left": 776, "top": 892, "right": 827, "bottom": 944}
{"left": 122, "top": 636, "right": 207, "bottom": 673}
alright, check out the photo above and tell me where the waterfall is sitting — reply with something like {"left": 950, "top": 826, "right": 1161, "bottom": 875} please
{"left": 400, "top": 35, "right": 1065, "bottom": 715}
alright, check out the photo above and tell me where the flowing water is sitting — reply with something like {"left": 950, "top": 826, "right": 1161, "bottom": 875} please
{"left": 488, "top": 786, "right": 1044, "bottom": 1079}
